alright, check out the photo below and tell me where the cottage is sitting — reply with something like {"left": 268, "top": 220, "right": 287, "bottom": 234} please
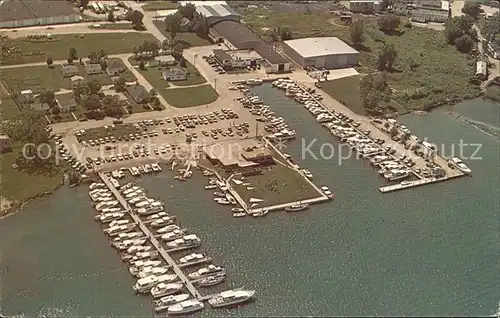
{"left": 56, "top": 96, "right": 77, "bottom": 113}
{"left": 31, "top": 101, "right": 51, "bottom": 113}
{"left": 85, "top": 63, "right": 103, "bottom": 75}
{"left": 20, "top": 89, "right": 34, "bottom": 103}
{"left": 476, "top": 60, "right": 488, "bottom": 80}
{"left": 107, "top": 60, "right": 125, "bottom": 76}
{"left": 162, "top": 67, "right": 188, "bottom": 81}
{"left": 70, "top": 75, "right": 85, "bottom": 89}
{"left": 155, "top": 55, "right": 176, "bottom": 66}
{"left": 0, "top": 134, "right": 12, "bottom": 153}
{"left": 61, "top": 65, "right": 79, "bottom": 77}
{"left": 126, "top": 85, "right": 151, "bottom": 103}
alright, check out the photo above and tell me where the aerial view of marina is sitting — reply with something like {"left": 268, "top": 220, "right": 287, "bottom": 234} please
{"left": 0, "top": 0, "right": 499, "bottom": 317}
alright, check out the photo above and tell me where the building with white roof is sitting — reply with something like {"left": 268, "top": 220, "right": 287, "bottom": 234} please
{"left": 282, "top": 37, "right": 359, "bottom": 70}
{"left": 179, "top": 1, "right": 227, "bottom": 6}
{"left": 195, "top": 3, "right": 241, "bottom": 26}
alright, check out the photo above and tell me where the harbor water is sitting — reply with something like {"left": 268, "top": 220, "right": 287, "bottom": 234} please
{"left": 1, "top": 92, "right": 499, "bottom": 317}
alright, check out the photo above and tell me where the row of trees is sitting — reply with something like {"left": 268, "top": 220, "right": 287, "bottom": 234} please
{"left": 164, "top": 3, "right": 209, "bottom": 40}
{"left": 360, "top": 72, "right": 392, "bottom": 113}
{"left": 444, "top": 15, "right": 476, "bottom": 53}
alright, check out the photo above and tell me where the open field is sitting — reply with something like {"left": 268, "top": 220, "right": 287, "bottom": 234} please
{"left": 142, "top": 2, "right": 179, "bottom": 11}
{"left": 163, "top": 85, "right": 219, "bottom": 108}
{"left": 1, "top": 33, "right": 158, "bottom": 65}
{"left": 0, "top": 97, "right": 21, "bottom": 120}
{"left": 232, "top": 162, "right": 321, "bottom": 207}
{"left": 2, "top": 66, "right": 72, "bottom": 95}
{"left": 0, "top": 145, "right": 63, "bottom": 203}
{"left": 152, "top": 20, "right": 212, "bottom": 46}
{"left": 484, "top": 84, "right": 500, "bottom": 101}
{"left": 321, "top": 75, "right": 365, "bottom": 115}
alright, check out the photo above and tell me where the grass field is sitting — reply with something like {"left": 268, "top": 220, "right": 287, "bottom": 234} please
{"left": 232, "top": 162, "right": 321, "bottom": 207}
{"left": 0, "top": 97, "right": 21, "bottom": 120}
{"left": 163, "top": 84, "right": 219, "bottom": 108}
{"left": 152, "top": 20, "right": 212, "bottom": 46}
{"left": 142, "top": 2, "right": 179, "bottom": 11}
{"left": 0, "top": 145, "right": 63, "bottom": 203}
{"left": 88, "top": 23, "right": 135, "bottom": 30}
{"left": 321, "top": 75, "right": 365, "bottom": 115}
{"left": 1, "top": 33, "right": 158, "bottom": 65}
{"left": 2, "top": 66, "right": 72, "bottom": 95}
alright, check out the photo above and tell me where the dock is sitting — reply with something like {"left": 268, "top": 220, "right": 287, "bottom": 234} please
{"left": 99, "top": 172, "right": 203, "bottom": 300}
{"left": 379, "top": 175, "right": 463, "bottom": 193}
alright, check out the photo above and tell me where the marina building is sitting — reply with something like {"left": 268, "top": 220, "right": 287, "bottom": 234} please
{"left": 282, "top": 37, "right": 359, "bottom": 70}
{"left": 348, "top": 0, "right": 382, "bottom": 13}
{"left": 0, "top": 0, "right": 80, "bottom": 29}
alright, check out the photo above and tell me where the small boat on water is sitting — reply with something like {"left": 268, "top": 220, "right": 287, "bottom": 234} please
{"left": 285, "top": 203, "right": 309, "bottom": 212}
{"left": 160, "top": 229, "right": 187, "bottom": 241}
{"left": 165, "top": 235, "right": 201, "bottom": 250}
{"left": 155, "top": 224, "right": 179, "bottom": 233}
{"left": 188, "top": 264, "right": 224, "bottom": 280}
{"left": 300, "top": 169, "right": 313, "bottom": 179}
{"left": 208, "top": 289, "right": 255, "bottom": 308}
{"left": 128, "top": 251, "right": 160, "bottom": 264}
{"left": 230, "top": 207, "right": 244, "bottom": 213}
{"left": 252, "top": 209, "right": 269, "bottom": 217}
{"left": 129, "top": 260, "right": 162, "bottom": 275}
{"left": 204, "top": 184, "right": 217, "bottom": 190}
{"left": 133, "top": 273, "right": 177, "bottom": 294}
{"left": 321, "top": 186, "right": 335, "bottom": 200}
{"left": 213, "top": 191, "right": 225, "bottom": 197}
{"left": 178, "top": 253, "right": 211, "bottom": 267}
{"left": 232, "top": 212, "right": 246, "bottom": 218}
{"left": 126, "top": 244, "right": 152, "bottom": 255}
{"left": 94, "top": 212, "right": 125, "bottom": 223}
{"left": 146, "top": 211, "right": 170, "bottom": 221}
{"left": 225, "top": 193, "right": 237, "bottom": 205}
{"left": 152, "top": 217, "right": 176, "bottom": 229}
{"left": 112, "top": 231, "right": 143, "bottom": 243}
{"left": 136, "top": 202, "right": 164, "bottom": 216}
{"left": 108, "top": 219, "right": 130, "bottom": 227}
{"left": 104, "top": 223, "right": 136, "bottom": 236}
{"left": 113, "top": 238, "right": 147, "bottom": 250}
{"left": 196, "top": 273, "right": 227, "bottom": 287}
{"left": 136, "top": 266, "right": 171, "bottom": 279}
{"left": 154, "top": 293, "right": 190, "bottom": 312}
{"left": 215, "top": 198, "right": 231, "bottom": 205}
{"left": 151, "top": 282, "right": 183, "bottom": 298}
{"left": 167, "top": 299, "right": 204, "bottom": 315}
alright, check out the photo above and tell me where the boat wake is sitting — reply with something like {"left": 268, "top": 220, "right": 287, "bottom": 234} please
{"left": 449, "top": 112, "right": 500, "bottom": 140}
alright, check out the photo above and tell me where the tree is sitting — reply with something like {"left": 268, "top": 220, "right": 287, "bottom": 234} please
{"left": 101, "top": 95, "right": 122, "bottom": 116}
{"left": 193, "top": 14, "right": 209, "bottom": 39}
{"left": 179, "top": 57, "right": 187, "bottom": 68}
{"left": 107, "top": 11, "right": 115, "bottom": 22}
{"left": 67, "top": 57, "right": 73, "bottom": 65}
{"left": 360, "top": 73, "right": 391, "bottom": 112}
{"left": 149, "top": 88, "right": 157, "bottom": 96}
{"left": 39, "top": 89, "right": 56, "bottom": 108}
{"left": 349, "top": 20, "right": 365, "bottom": 48}
{"left": 139, "top": 61, "right": 146, "bottom": 71}
{"left": 178, "top": 3, "right": 196, "bottom": 19}
{"left": 133, "top": 46, "right": 140, "bottom": 59}
{"left": 455, "top": 34, "right": 474, "bottom": 53}
{"left": 88, "top": 51, "right": 98, "bottom": 63}
{"left": 165, "top": 13, "right": 182, "bottom": 39}
{"left": 377, "top": 15, "right": 400, "bottom": 34}
{"left": 83, "top": 94, "right": 101, "bottom": 110}
{"left": 87, "top": 80, "right": 102, "bottom": 95}
{"left": 99, "top": 59, "right": 107, "bottom": 71}
{"left": 130, "top": 10, "right": 144, "bottom": 30}
{"left": 68, "top": 47, "right": 77, "bottom": 60}
{"left": 279, "top": 28, "right": 293, "bottom": 41}
{"left": 444, "top": 15, "right": 474, "bottom": 45}
{"left": 51, "top": 106, "right": 60, "bottom": 115}
{"left": 114, "top": 76, "right": 126, "bottom": 91}
{"left": 46, "top": 55, "right": 53, "bottom": 67}
{"left": 461, "top": 2, "right": 483, "bottom": 20}
{"left": 376, "top": 43, "right": 397, "bottom": 71}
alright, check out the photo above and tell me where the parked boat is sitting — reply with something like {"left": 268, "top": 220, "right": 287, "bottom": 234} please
{"left": 213, "top": 191, "right": 225, "bottom": 197}
{"left": 196, "top": 273, "right": 227, "bottom": 287}
{"left": 104, "top": 223, "right": 136, "bottom": 236}
{"left": 448, "top": 157, "right": 472, "bottom": 175}
{"left": 285, "top": 203, "right": 309, "bottom": 212}
{"left": 151, "top": 282, "right": 183, "bottom": 298}
{"left": 126, "top": 244, "right": 153, "bottom": 255}
{"left": 167, "top": 299, "right": 204, "bottom": 315}
{"left": 232, "top": 212, "right": 246, "bottom": 218}
{"left": 133, "top": 273, "right": 177, "bottom": 294}
{"left": 300, "top": 169, "right": 313, "bottom": 179}
{"left": 154, "top": 293, "right": 190, "bottom": 312}
{"left": 128, "top": 251, "right": 159, "bottom": 264}
{"left": 129, "top": 260, "right": 162, "bottom": 276}
{"left": 111, "top": 231, "right": 143, "bottom": 243}
{"left": 225, "top": 193, "right": 237, "bottom": 205}
{"left": 155, "top": 224, "right": 179, "bottom": 233}
{"left": 208, "top": 289, "right": 255, "bottom": 308}
{"left": 146, "top": 211, "right": 170, "bottom": 221}
{"left": 188, "top": 264, "right": 224, "bottom": 279}
{"left": 136, "top": 266, "right": 171, "bottom": 279}
{"left": 152, "top": 217, "right": 176, "bottom": 229}
{"left": 252, "top": 209, "right": 269, "bottom": 217}
{"left": 215, "top": 198, "right": 231, "bottom": 205}
{"left": 230, "top": 207, "right": 244, "bottom": 213}
{"left": 108, "top": 219, "right": 130, "bottom": 227}
{"left": 178, "top": 253, "right": 211, "bottom": 267}
{"left": 94, "top": 212, "right": 125, "bottom": 223}
{"left": 160, "top": 229, "right": 187, "bottom": 241}
{"left": 165, "top": 234, "right": 201, "bottom": 250}
{"left": 113, "top": 238, "right": 147, "bottom": 251}
{"left": 136, "top": 202, "right": 164, "bottom": 216}
{"left": 204, "top": 184, "right": 217, "bottom": 190}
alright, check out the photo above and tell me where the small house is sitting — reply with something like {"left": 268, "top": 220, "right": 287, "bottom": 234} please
{"left": 0, "top": 134, "right": 12, "bottom": 153}
{"left": 476, "top": 60, "right": 488, "bottom": 80}
{"left": 20, "top": 89, "right": 34, "bottom": 103}
{"left": 147, "top": 59, "right": 160, "bottom": 68}
{"left": 71, "top": 75, "right": 85, "bottom": 89}
{"left": 126, "top": 85, "right": 151, "bottom": 104}
{"left": 107, "top": 60, "right": 125, "bottom": 76}
{"left": 162, "top": 67, "right": 188, "bottom": 81}
{"left": 85, "top": 63, "right": 103, "bottom": 75}
{"left": 31, "top": 102, "right": 51, "bottom": 113}
{"left": 155, "top": 55, "right": 176, "bottom": 66}
{"left": 62, "top": 65, "right": 79, "bottom": 77}
{"left": 56, "top": 96, "right": 77, "bottom": 113}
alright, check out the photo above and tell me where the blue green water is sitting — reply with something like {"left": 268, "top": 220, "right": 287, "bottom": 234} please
{"left": 1, "top": 94, "right": 498, "bottom": 317}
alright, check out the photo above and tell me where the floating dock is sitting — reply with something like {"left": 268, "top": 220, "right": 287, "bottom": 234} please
{"left": 99, "top": 172, "right": 203, "bottom": 300}
{"left": 379, "top": 175, "right": 464, "bottom": 193}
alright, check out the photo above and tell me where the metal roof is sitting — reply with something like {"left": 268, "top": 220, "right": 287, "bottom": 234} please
{"left": 284, "top": 37, "right": 358, "bottom": 58}
{"left": 196, "top": 4, "right": 241, "bottom": 18}
{"left": 212, "top": 20, "right": 261, "bottom": 49}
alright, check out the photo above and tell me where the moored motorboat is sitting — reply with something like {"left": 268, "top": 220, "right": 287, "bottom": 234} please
{"left": 196, "top": 273, "right": 227, "bottom": 287}
{"left": 285, "top": 203, "right": 309, "bottom": 212}
{"left": 129, "top": 259, "right": 162, "bottom": 275}
{"left": 230, "top": 207, "right": 244, "bottom": 213}
{"left": 188, "top": 264, "right": 224, "bottom": 280}
{"left": 232, "top": 212, "right": 246, "bottom": 218}
{"left": 136, "top": 266, "right": 171, "bottom": 279}
{"left": 113, "top": 238, "right": 147, "bottom": 251}
{"left": 154, "top": 293, "right": 190, "bottom": 312}
{"left": 160, "top": 229, "right": 187, "bottom": 241}
{"left": 225, "top": 193, "right": 237, "bottom": 205}
{"left": 155, "top": 224, "right": 179, "bottom": 233}
{"left": 133, "top": 273, "right": 177, "bottom": 294}
{"left": 128, "top": 251, "right": 160, "bottom": 264}
{"left": 167, "top": 299, "right": 204, "bottom": 315}
{"left": 152, "top": 217, "right": 176, "bottom": 229}
{"left": 104, "top": 223, "right": 137, "bottom": 236}
{"left": 208, "top": 289, "right": 255, "bottom": 308}
{"left": 215, "top": 198, "right": 230, "bottom": 205}
{"left": 204, "top": 184, "right": 217, "bottom": 190}
{"left": 151, "top": 282, "right": 183, "bottom": 298}
{"left": 177, "top": 253, "right": 211, "bottom": 267}
{"left": 252, "top": 209, "right": 268, "bottom": 217}
{"left": 165, "top": 234, "right": 201, "bottom": 250}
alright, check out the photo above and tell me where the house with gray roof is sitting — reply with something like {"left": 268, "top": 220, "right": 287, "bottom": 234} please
{"left": 126, "top": 85, "right": 151, "bottom": 104}
{"left": 162, "top": 67, "right": 188, "bottom": 81}
{"left": 62, "top": 65, "right": 79, "bottom": 77}
{"left": 85, "top": 63, "right": 103, "bottom": 75}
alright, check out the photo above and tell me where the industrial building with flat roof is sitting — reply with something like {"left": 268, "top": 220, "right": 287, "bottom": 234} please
{"left": 195, "top": 3, "right": 241, "bottom": 26}
{"left": 0, "top": 0, "right": 80, "bottom": 28}
{"left": 282, "top": 37, "right": 359, "bottom": 70}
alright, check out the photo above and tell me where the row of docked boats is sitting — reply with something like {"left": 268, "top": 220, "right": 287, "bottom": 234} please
{"left": 272, "top": 78, "right": 323, "bottom": 101}
{"left": 128, "top": 163, "right": 162, "bottom": 176}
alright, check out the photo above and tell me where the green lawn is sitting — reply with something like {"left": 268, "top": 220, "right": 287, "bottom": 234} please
{"left": 232, "top": 162, "right": 321, "bottom": 207}
{"left": 0, "top": 97, "right": 21, "bottom": 120}
{"left": 0, "top": 145, "right": 63, "bottom": 203}
{"left": 2, "top": 66, "right": 72, "bottom": 96}
{"left": 163, "top": 84, "right": 219, "bottom": 108}
{"left": 88, "top": 22, "right": 135, "bottom": 30}
{"left": 321, "top": 75, "right": 365, "bottom": 115}
{"left": 1, "top": 33, "right": 158, "bottom": 65}
{"left": 143, "top": 1, "right": 180, "bottom": 11}
{"left": 152, "top": 20, "right": 212, "bottom": 46}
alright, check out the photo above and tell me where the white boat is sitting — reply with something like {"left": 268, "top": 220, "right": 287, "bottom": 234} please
{"left": 128, "top": 251, "right": 160, "bottom": 264}
{"left": 151, "top": 163, "right": 162, "bottom": 172}
{"left": 108, "top": 219, "right": 130, "bottom": 227}
{"left": 178, "top": 253, "right": 205, "bottom": 264}
{"left": 285, "top": 203, "right": 309, "bottom": 212}
{"left": 114, "top": 238, "right": 147, "bottom": 251}
{"left": 165, "top": 234, "right": 201, "bottom": 250}
{"left": 215, "top": 198, "right": 231, "bottom": 205}
{"left": 197, "top": 273, "right": 227, "bottom": 287}
{"left": 167, "top": 299, "right": 204, "bottom": 315}
{"left": 231, "top": 207, "right": 244, "bottom": 213}
{"left": 89, "top": 182, "right": 105, "bottom": 190}
{"left": 154, "top": 293, "right": 190, "bottom": 312}
{"left": 233, "top": 212, "right": 246, "bottom": 218}
{"left": 300, "top": 169, "right": 313, "bottom": 179}
{"left": 136, "top": 266, "right": 171, "bottom": 279}
{"left": 225, "top": 193, "right": 237, "bottom": 205}
{"left": 104, "top": 223, "right": 136, "bottom": 236}
{"left": 188, "top": 264, "right": 224, "bottom": 279}
{"left": 127, "top": 244, "right": 152, "bottom": 255}
{"left": 252, "top": 209, "right": 268, "bottom": 217}
{"left": 155, "top": 224, "right": 179, "bottom": 233}
{"left": 94, "top": 212, "right": 125, "bottom": 223}
{"left": 151, "top": 282, "right": 183, "bottom": 298}
{"left": 208, "top": 289, "right": 255, "bottom": 308}
{"left": 213, "top": 191, "right": 225, "bottom": 197}
{"left": 129, "top": 260, "right": 162, "bottom": 275}
{"left": 449, "top": 157, "right": 472, "bottom": 174}
{"left": 136, "top": 202, "right": 164, "bottom": 216}
{"left": 144, "top": 164, "right": 152, "bottom": 173}
{"left": 112, "top": 231, "right": 143, "bottom": 243}
{"left": 133, "top": 273, "right": 177, "bottom": 293}
{"left": 153, "top": 217, "right": 176, "bottom": 230}
{"left": 146, "top": 211, "right": 170, "bottom": 221}
{"left": 161, "top": 229, "right": 187, "bottom": 241}
{"left": 204, "top": 184, "right": 217, "bottom": 190}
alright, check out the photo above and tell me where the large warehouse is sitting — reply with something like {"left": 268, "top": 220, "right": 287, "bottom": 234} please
{"left": 282, "top": 37, "right": 359, "bottom": 69}
{"left": 195, "top": 3, "right": 241, "bottom": 26}
{"left": 0, "top": 0, "right": 80, "bottom": 28}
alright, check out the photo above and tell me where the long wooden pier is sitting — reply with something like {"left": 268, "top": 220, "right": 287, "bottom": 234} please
{"left": 99, "top": 172, "right": 203, "bottom": 300}
{"left": 379, "top": 175, "right": 463, "bottom": 193}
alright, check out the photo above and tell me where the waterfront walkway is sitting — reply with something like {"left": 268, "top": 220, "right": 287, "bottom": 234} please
{"left": 98, "top": 172, "right": 203, "bottom": 300}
